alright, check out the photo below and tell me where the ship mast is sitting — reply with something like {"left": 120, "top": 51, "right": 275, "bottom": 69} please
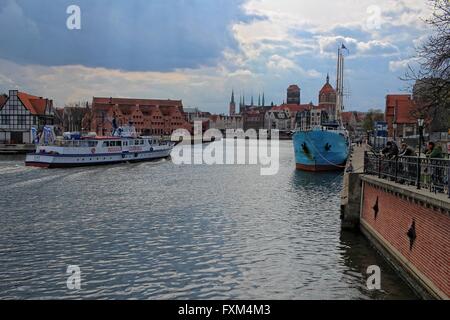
{"left": 335, "top": 45, "right": 345, "bottom": 126}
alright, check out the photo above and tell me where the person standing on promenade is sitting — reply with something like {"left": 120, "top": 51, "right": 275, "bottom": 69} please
{"left": 426, "top": 142, "right": 443, "bottom": 159}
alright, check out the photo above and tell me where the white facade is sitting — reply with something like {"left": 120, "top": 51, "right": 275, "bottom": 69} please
{"left": 0, "top": 90, "right": 54, "bottom": 144}
{"left": 265, "top": 110, "right": 291, "bottom": 131}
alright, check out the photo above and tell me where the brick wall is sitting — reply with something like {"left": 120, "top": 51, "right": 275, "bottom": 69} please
{"left": 361, "top": 182, "right": 449, "bottom": 299}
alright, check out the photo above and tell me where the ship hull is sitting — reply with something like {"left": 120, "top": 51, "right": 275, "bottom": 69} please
{"left": 293, "top": 130, "right": 349, "bottom": 172}
{"left": 25, "top": 149, "right": 172, "bottom": 168}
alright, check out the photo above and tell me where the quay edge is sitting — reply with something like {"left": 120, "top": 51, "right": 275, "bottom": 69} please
{"left": 340, "top": 148, "right": 450, "bottom": 300}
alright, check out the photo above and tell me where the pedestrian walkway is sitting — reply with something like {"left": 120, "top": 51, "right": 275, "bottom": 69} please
{"left": 347, "top": 143, "right": 368, "bottom": 173}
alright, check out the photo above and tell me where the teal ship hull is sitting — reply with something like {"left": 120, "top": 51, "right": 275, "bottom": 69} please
{"left": 293, "top": 129, "right": 349, "bottom": 171}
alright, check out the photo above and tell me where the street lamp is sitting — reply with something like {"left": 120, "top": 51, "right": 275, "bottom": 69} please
{"left": 393, "top": 122, "right": 398, "bottom": 143}
{"left": 416, "top": 118, "right": 425, "bottom": 189}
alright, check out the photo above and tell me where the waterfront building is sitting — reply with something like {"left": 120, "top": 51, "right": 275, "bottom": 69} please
{"left": 0, "top": 90, "right": 55, "bottom": 144}
{"left": 236, "top": 92, "right": 272, "bottom": 131}
{"left": 88, "top": 96, "right": 192, "bottom": 136}
{"left": 341, "top": 111, "right": 367, "bottom": 139}
{"left": 295, "top": 108, "right": 329, "bottom": 131}
{"left": 184, "top": 107, "right": 211, "bottom": 123}
{"left": 385, "top": 94, "right": 417, "bottom": 139}
{"left": 264, "top": 110, "right": 291, "bottom": 131}
{"left": 271, "top": 103, "right": 312, "bottom": 130}
{"left": 209, "top": 114, "right": 244, "bottom": 132}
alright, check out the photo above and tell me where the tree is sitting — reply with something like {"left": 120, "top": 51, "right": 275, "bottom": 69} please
{"left": 63, "top": 101, "right": 90, "bottom": 132}
{"left": 362, "top": 109, "right": 384, "bottom": 133}
{"left": 403, "top": 0, "right": 450, "bottom": 132}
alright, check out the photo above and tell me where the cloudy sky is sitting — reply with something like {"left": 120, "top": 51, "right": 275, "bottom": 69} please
{"left": 0, "top": 0, "right": 431, "bottom": 113}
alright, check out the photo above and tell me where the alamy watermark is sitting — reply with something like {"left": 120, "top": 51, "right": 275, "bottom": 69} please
{"left": 171, "top": 122, "right": 280, "bottom": 176}
{"left": 66, "top": 265, "right": 81, "bottom": 290}
{"left": 66, "top": 5, "right": 81, "bottom": 30}
{"left": 366, "top": 265, "right": 381, "bottom": 290}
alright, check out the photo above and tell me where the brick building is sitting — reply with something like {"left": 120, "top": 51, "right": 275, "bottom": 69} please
{"left": 318, "top": 74, "right": 337, "bottom": 121}
{"left": 209, "top": 114, "right": 244, "bottom": 132}
{"left": 87, "top": 97, "right": 191, "bottom": 136}
{"left": 385, "top": 94, "right": 417, "bottom": 139}
{"left": 287, "top": 85, "right": 301, "bottom": 105}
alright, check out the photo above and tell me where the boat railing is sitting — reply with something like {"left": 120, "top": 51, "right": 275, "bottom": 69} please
{"left": 44, "top": 140, "right": 98, "bottom": 148}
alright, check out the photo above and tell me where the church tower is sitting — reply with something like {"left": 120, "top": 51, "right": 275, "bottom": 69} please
{"left": 229, "top": 90, "right": 236, "bottom": 116}
{"left": 319, "top": 74, "right": 337, "bottom": 120}
{"left": 287, "top": 85, "right": 301, "bottom": 105}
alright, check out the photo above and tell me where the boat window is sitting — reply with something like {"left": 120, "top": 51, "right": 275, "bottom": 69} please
{"left": 103, "top": 141, "right": 109, "bottom": 147}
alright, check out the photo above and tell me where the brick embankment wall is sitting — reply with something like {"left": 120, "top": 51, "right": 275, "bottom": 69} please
{"left": 360, "top": 176, "right": 449, "bottom": 300}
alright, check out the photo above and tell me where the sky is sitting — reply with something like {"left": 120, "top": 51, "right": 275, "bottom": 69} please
{"left": 0, "top": 0, "right": 432, "bottom": 113}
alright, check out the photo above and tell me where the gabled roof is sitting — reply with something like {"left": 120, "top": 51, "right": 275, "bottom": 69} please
{"left": 0, "top": 94, "right": 7, "bottom": 108}
{"left": 17, "top": 92, "right": 52, "bottom": 115}
{"left": 272, "top": 103, "right": 314, "bottom": 113}
{"left": 386, "top": 94, "right": 416, "bottom": 124}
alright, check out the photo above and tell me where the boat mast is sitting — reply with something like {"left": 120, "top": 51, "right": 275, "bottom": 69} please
{"left": 335, "top": 45, "right": 345, "bottom": 126}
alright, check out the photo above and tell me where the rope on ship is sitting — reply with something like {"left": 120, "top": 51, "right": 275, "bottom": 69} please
{"left": 304, "top": 136, "right": 347, "bottom": 169}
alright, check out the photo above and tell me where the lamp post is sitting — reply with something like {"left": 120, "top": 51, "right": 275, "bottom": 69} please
{"left": 393, "top": 122, "right": 398, "bottom": 144}
{"left": 416, "top": 118, "right": 424, "bottom": 190}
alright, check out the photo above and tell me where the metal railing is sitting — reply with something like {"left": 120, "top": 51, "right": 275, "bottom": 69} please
{"left": 364, "top": 152, "right": 450, "bottom": 198}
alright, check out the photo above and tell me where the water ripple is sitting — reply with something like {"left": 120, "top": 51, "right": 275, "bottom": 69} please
{"left": 0, "top": 142, "right": 416, "bottom": 299}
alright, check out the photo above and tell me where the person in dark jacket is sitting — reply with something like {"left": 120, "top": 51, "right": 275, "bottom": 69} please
{"left": 426, "top": 142, "right": 443, "bottom": 159}
{"left": 381, "top": 141, "right": 399, "bottom": 159}
{"left": 399, "top": 143, "right": 416, "bottom": 157}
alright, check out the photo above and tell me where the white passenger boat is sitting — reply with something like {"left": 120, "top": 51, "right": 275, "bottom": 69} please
{"left": 25, "top": 126, "right": 175, "bottom": 168}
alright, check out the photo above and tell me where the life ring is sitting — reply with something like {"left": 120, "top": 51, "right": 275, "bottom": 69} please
{"left": 91, "top": 148, "right": 96, "bottom": 154}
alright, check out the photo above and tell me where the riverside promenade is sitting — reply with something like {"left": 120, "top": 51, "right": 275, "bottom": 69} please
{"left": 341, "top": 144, "right": 450, "bottom": 300}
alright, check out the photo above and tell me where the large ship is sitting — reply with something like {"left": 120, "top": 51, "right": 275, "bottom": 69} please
{"left": 25, "top": 125, "right": 174, "bottom": 168}
{"left": 293, "top": 45, "right": 350, "bottom": 172}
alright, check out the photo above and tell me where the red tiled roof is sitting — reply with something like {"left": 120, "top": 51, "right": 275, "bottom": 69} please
{"left": 93, "top": 97, "right": 182, "bottom": 107}
{"left": 17, "top": 92, "right": 51, "bottom": 115}
{"left": 386, "top": 94, "right": 416, "bottom": 124}
{"left": 341, "top": 112, "right": 354, "bottom": 124}
{"left": 0, "top": 94, "right": 7, "bottom": 107}
{"left": 320, "top": 83, "right": 336, "bottom": 94}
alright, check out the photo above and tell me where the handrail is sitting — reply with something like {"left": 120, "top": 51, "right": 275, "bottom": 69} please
{"left": 364, "top": 152, "right": 450, "bottom": 198}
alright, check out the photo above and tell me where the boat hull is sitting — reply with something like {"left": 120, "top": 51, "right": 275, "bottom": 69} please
{"left": 25, "top": 149, "right": 172, "bottom": 168}
{"left": 293, "top": 130, "right": 349, "bottom": 172}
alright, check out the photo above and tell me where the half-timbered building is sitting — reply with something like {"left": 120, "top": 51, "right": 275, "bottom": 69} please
{"left": 0, "top": 90, "right": 55, "bottom": 144}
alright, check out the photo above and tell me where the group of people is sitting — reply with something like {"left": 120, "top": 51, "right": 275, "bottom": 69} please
{"left": 381, "top": 141, "right": 444, "bottom": 159}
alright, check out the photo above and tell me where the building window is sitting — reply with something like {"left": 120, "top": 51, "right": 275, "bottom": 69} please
{"left": 0, "top": 115, "right": 9, "bottom": 125}
{"left": 18, "top": 115, "right": 27, "bottom": 125}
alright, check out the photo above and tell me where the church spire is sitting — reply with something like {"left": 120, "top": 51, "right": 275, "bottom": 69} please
{"left": 258, "top": 94, "right": 261, "bottom": 106}
{"left": 231, "top": 89, "right": 235, "bottom": 104}
{"left": 262, "top": 93, "right": 265, "bottom": 107}
{"left": 251, "top": 95, "right": 254, "bottom": 106}
{"left": 326, "top": 73, "right": 329, "bottom": 84}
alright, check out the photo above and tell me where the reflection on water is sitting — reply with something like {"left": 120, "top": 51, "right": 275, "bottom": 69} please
{"left": 0, "top": 142, "right": 417, "bottom": 299}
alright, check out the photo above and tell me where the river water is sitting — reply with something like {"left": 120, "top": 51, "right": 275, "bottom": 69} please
{"left": 0, "top": 141, "right": 416, "bottom": 299}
